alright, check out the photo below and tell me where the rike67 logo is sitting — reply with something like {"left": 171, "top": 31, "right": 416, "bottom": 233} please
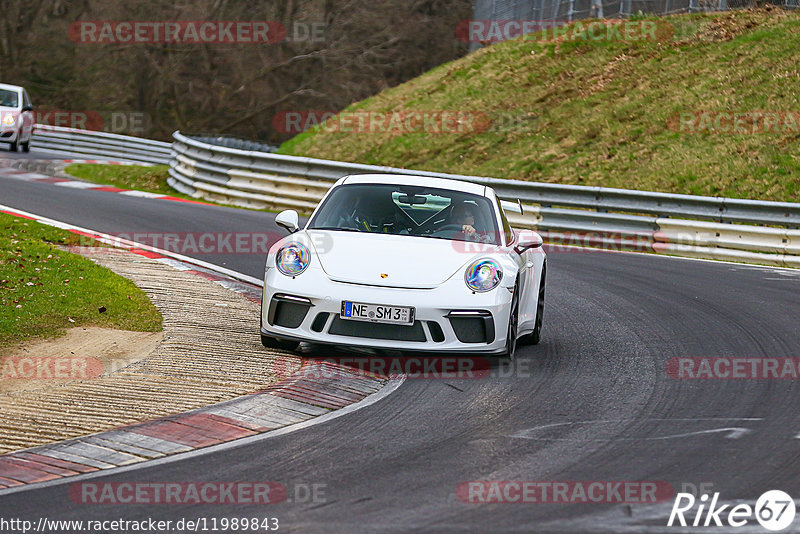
{"left": 668, "top": 490, "right": 796, "bottom": 531}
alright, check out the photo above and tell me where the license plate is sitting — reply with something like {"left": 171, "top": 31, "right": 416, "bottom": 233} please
{"left": 340, "top": 301, "right": 415, "bottom": 325}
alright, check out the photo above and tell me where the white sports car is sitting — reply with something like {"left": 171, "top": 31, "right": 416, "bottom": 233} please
{"left": 260, "top": 173, "right": 546, "bottom": 358}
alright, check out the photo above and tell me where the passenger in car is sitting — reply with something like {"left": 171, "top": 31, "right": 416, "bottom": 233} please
{"left": 354, "top": 194, "right": 405, "bottom": 234}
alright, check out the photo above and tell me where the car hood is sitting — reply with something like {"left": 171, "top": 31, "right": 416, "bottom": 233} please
{"left": 306, "top": 230, "right": 485, "bottom": 288}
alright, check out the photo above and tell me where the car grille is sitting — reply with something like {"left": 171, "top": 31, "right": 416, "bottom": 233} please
{"left": 328, "top": 316, "right": 427, "bottom": 342}
{"left": 447, "top": 311, "right": 495, "bottom": 344}
{"left": 311, "top": 312, "right": 330, "bottom": 332}
{"left": 427, "top": 321, "right": 445, "bottom": 343}
{"left": 268, "top": 294, "right": 312, "bottom": 329}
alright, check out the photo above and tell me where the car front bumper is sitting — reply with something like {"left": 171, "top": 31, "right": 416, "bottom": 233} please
{"left": 260, "top": 265, "right": 514, "bottom": 354}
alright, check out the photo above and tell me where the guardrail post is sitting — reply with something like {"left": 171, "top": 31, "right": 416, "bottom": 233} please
{"left": 591, "top": 0, "right": 604, "bottom": 18}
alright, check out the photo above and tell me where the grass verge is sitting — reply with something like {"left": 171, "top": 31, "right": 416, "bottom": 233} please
{"left": 280, "top": 8, "right": 800, "bottom": 202}
{"left": 63, "top": 164, "right": 183, "bottom": 197}
{"left": 0, "top": 213, "right": 162, "bottom": 350}
{"left": 62, "top": 164, "right": 274, "bottom": 211}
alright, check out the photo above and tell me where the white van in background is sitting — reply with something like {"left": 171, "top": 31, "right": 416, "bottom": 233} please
{"left": 0, "top": 83, "right": 34, "bottom": 152}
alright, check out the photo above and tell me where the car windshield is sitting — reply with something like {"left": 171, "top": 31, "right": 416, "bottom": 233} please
{"left": 0, "top": 89, "right": 19, "bottom": 108}
{"left": 307, "top": 183, "right": 501, "bottom": 245}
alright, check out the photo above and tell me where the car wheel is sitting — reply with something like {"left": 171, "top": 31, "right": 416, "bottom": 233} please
{"left": 520, "top": 264, "right": 546, "bottom": 346}
{"left": 261, "top": 334, "right": 300, "bottom": 352}
{"left": 503, "top": 285, "right": 519, "bottom": 360}
{"left": 530, "top": 267, "right": 546, "bottom": 344}
{"left": 9, "top": 138, "right": 18, "bottom": 152}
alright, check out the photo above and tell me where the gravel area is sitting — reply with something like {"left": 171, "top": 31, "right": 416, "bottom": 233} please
{"left": 0, "top": 247, "right": 300, "bottom": 454}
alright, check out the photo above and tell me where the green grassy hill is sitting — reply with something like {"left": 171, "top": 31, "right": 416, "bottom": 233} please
{"left": 279, "top": 8, "right": 800, "bottom": 202}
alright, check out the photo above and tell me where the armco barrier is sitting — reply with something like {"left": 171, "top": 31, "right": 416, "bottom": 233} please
{"left": 22, "top": 124, "right": 799, "bottom": 267}
{"left": 168, "top": 130, "right": 800, "bottom": 268}
{"left": 31, "top": 124, "right": 171, "bottom": 164}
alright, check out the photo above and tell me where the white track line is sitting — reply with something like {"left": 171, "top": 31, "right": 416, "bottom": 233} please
{"left": 0, "top": 202, "right": 408, "bottom": 495}
{"left": 0, "top": 203, "right": 263, "bottom": 286}
{"left": 0, "top": 377, "right": 405, "bottom": 496}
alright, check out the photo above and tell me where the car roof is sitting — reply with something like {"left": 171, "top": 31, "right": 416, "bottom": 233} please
{"left": 341, "top": 173, "right": 489, "bottom": 197}
{"left": 0, "top": 84, "right": 23, "bottom": 92}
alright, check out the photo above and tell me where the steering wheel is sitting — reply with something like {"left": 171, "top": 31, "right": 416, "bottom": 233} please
{"left": 435, "top": 224, "right": 465, "bottom": 233}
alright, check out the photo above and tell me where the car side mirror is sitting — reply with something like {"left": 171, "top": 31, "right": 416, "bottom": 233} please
{"left": 21, "top": 105, "right": 33, "bottom": 112}
{"left": 514, "top": 230, "right": 543, "bottom": 254}
{"left": 275, "top": 209, "right": 300, "bottom": 233}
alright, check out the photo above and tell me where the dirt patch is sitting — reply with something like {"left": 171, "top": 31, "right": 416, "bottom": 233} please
{"left": 0, "top": 247, "right": 301, "bottom": 454}
{"left": 0, "top": 327, "right": 162, "bottom": 395}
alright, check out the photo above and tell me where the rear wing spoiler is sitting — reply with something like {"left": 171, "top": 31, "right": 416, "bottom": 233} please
{"left": 500, "top": 199, "right": 523, "bottom": 215}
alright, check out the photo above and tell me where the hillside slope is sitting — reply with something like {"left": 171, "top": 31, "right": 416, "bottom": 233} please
{"left": 280, "top": 8, "right": 800, "bottom": 202}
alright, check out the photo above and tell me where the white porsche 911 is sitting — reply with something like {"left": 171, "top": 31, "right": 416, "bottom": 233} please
{"left": 260, "top": 173, "right": 546, "bottom": 359}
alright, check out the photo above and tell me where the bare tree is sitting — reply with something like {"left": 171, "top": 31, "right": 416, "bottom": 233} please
{"left": 0, "top": 0, "right": 471, "bottom": 142}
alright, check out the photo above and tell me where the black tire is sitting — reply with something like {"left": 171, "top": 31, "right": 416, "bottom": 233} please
{"left": 9, "top": 138, "right": 17, "bottom": 152}
{"left": 520, "top": 265, "right": 546, "bottom": 345}
{"left": 503, "top": 285, "right": 520, "bottom": 360}
{"left": 261, "top": 334, "right": 300, "bottom": 351}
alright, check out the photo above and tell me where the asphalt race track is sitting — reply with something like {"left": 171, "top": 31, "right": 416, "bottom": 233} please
{"left": 0, "top": 145, "right": 67, "bottom": 160}
{"left": 1, "top": 160, "right": 800, "bottom": 532}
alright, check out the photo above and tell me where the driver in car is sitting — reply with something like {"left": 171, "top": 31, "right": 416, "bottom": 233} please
{"left": 440, "top": 201, "right": 492, "bottom": 243}
{"left": 450, "top": 202, "right": 480, "bottom": 236}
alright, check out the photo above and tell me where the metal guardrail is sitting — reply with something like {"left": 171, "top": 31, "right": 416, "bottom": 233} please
{"left": 20, "top": 124, "right": 798, "bottom": 267}
{"left": 189, "top": 135, "right": 277, "bottom": 154}
{"left": 168, "top": 130, "right": 799, "bottom": 268}
{"left": 32, "top": 124, "right": 171, "bottom": 165}
{"left": 470, "top": 0, "right": 799, "bottom": 54}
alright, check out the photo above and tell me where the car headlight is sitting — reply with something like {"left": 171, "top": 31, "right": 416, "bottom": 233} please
{"left": 465, "top": 259, "right": 502, "bottom": 292}
{"left": 276, "top": 243, "right": 310, "bottom": 276}
{"left": 1, "top": 115, "right": 15, "bottom": 126}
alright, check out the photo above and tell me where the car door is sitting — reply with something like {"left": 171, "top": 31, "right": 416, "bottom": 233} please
{"left": 497, "top": 196, "right": 535, "bottom": 331}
